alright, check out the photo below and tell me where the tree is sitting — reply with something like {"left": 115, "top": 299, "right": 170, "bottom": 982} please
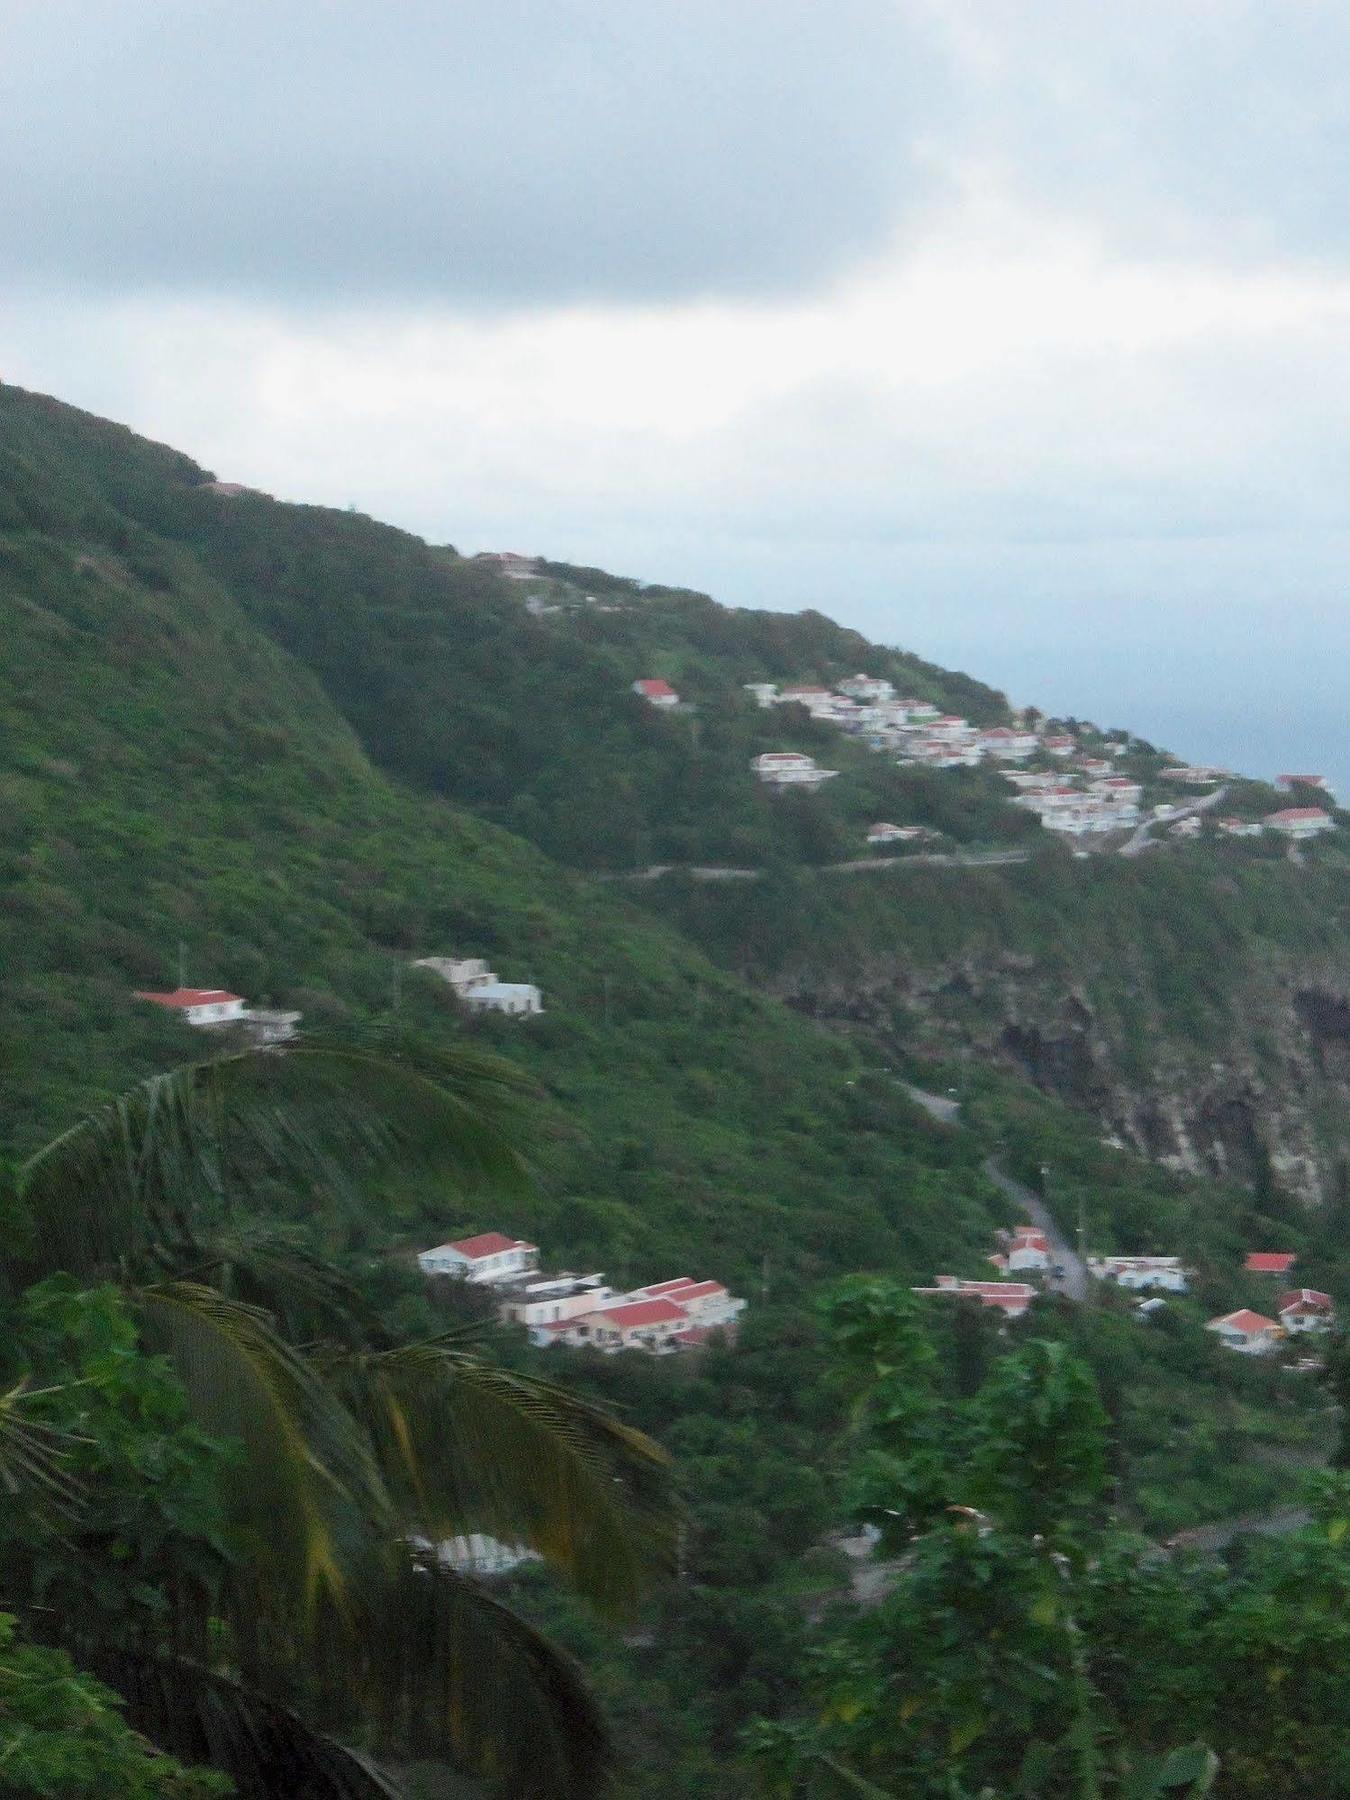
{"left": 3, "top": 1036, "right": 675, "bottom": 1798}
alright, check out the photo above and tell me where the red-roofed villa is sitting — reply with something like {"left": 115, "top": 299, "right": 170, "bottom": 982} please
{"left": 1206, "top": 1309, "right": 1283, "bottom": 1355}
{"left": 418, "top": 1232, "right": 539, "bottom": 1284}
{"left": 632, "top": 678, "right": 679, "bottom": 707}
{"left": 1245, "top": 1252, "right": 1297, "bottom": 1276}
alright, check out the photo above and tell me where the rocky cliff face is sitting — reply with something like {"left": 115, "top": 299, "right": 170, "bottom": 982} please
{"left": 772, "top": 953, "right": 1350, "bottom": 1207}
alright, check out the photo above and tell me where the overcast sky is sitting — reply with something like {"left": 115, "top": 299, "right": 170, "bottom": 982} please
{"left": 3, "top": 0, "right": 1348, "bottom": 783}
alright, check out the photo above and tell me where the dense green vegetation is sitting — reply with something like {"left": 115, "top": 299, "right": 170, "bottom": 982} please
{"left": 3, "top": 384, "right": 1348, "bottom": 1795}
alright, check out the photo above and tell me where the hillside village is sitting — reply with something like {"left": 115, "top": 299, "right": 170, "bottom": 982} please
{"left": 417, "top": 1229, "right": 746, "bottom": 1354}
{"left": 721, "top": 673, "right": 1340, "bottom": 852}
{"left": 914, "top": 1215, "right": 1338, "bottom": 1359}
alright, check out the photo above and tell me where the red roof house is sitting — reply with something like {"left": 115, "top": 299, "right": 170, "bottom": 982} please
{"left": 134, "top": 988, "right": 246, "bottom": 1026}
{"left": 632, "top": 678, "right": 679, "bottom": 707}
{"left": 1207, "top": 1308, "right": 1283, "bottom": 1353}
{"left": 1277, "top": 1289, "right": 1335, "bottom": 1333}
{"left": 1245, "top": 1252, "right": 1297, "bottom": 1275}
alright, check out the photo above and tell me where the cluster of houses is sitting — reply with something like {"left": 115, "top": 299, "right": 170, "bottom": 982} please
{"left": 417, "top": 1230, "right": 745, "bottom": 1355}
{"left": 413, "top": 956, "right": 543, "bottom": 1017}
{"left": 915, "top": 1227, "right": 1337, "bottom": 1354}
{"left": 134, "top": 987, "right": 301, "bottom": 1044}
{"left": 1206, "top": 1252, "right": 1337, "bottom": 1354}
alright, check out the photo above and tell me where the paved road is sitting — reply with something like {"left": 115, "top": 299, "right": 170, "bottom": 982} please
{"left": 982, "top": 1156, "right": 1091, "bottom": 1302}
{"left": 593, "top": 850, "right": 1030, "bottom": 883}
{"left": 1119, "top": 783, "right": 1227, "bottom": 857}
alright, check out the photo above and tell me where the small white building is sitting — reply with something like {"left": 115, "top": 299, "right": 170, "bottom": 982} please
{"left": 1263, "top": 807, "right": 1337, "bottom": 841}
{"left": 866, "top": 822, "right": 925, "bottom": 845}
{"left": 743, "top": 682, "right": 779, "bottom": 708}
{"left": 134, "top": 987, "right": 247, "bottom": 1027}
{"left": 1216, "top": 818, "right": 1265, "bottom": 838}
{"left": 914, "top": 1277, "right": 1036, "bottom": 1319}
{"left": 498, "top": 1274, "right": 614, "bottom": 1330}
{"left": 1004, "top": 1226, "right": 1052, "bottom": 1273}
{"left": 418, "top": 1232, "right": 539, "bottom": 1284}
{"left": 462, "top": 981, "right": 544, "bottom": 1017}
{"left": 413, "top": 957, "right": 493, "bottom": 995}
{"left": 1206, "top": 1309, "right": 1283, "bottom": 1354}
{"left": 632, "top": 678, "right": 679, "bottom": 707}
{"left": 978, "top": 727, "right": 1039, "bottom": 761}
{"left": 838, "top": 675, "right": 895, "bottom": 702}
{"left": 752, "top": 752, "right": 840, "bottom": 787}
{"left": 1089, "top": 1255, "right": 1191, "bottom": 1294}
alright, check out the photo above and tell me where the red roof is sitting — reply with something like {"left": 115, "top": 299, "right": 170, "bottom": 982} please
{"left": 1245, "top": 1252, "right": 1297, "bottom": 1274}
{"left": 134, "top": 988, "right": 243, "bottom": 1009}
{"left": 1278, "top": 1289, "right": 1333, "bottom": 1313}
{"left": 1208, "top": 1309, "right": 1279, "bottom": 1333}
{"left": 1264, "top": 808, "right": 1328, "bottom": 823}
{"left": 634, "top": 678, "right": 677, "bottom": 698}
{"left": 592, "top": 1298, "right": 689, "bottom": 1329}
{"left": 445, "top": 1231, "right": 535, "bottom": 1260}
{"left": 640, "top": 1277, "right": 695, "bottom": 1296}
{"left": 664, "top": 1280, "right": 725, "bottom": 1302}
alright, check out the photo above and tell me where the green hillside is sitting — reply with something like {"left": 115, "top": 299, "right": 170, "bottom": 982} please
{"left": 0, "top": 384, "right": 1339, "bottom": 1796}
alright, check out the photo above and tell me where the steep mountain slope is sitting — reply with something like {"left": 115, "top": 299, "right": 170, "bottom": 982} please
{"left": 0, "top": 383, "right": 1006, "bottom": 1296}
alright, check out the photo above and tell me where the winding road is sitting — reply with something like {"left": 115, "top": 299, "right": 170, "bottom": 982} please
{"left": 1119, "top": 784, "right": 1227, "bottom": 857}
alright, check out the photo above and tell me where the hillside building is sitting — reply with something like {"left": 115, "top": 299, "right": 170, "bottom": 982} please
{"left": 1089, "top": 1255, "right": 1190, "bottom": 1294}
{"left": 135, "top": 987, "right": 246, "bottom": 1027}
{"left": 1278, "top": 1289, "right": 1335, "bottom": 1334}
{"left": 1206, "top": 1309, "right": 1282, "bottom": 1354}
{"left": 462, "top": 981, "right": 544, "bottom": 1017}
{"left": 1263, "top": 807, "right": 1336, "bottom": 841}
{"left": 632, "top": 678, "right": 679, "bottom": 707}
{"left": 418, "top": 1232, "right": 539, "bottom": 1284}
{"left": 752, "top": 752, "right": 840, "bottom": 787}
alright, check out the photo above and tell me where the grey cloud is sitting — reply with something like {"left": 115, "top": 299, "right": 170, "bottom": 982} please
{"left": 933, "top": 2, "right": 1350, "bottom": 264}
{"left": 0, "top": 0, "right": 941, "bottom": 305}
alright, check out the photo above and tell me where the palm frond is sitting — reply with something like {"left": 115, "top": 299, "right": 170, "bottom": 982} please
{"left": 192, "top": 1227, "right": 383, "bottom": 1345}
{"left": 318, "top": 1555, "right": 612, "bottom": 1800}
{"left": 0, "top": 1377, "right": 84, "bottom": 1514}
{"left": 330, "top": 1338, "right": 676, "bottom": 1616}
{"left": 87, "top": 1648, "right": 403, "bottom": 1800}
{"left": 15, "top": 1039, "right": 533, "bottom": 1284}
{"left": 133, "top": 1282, "right": 391, "bottom": 1622}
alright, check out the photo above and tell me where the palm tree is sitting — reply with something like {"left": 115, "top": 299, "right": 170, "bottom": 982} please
{"left": 3, "top": 1034, "right": 675, "bottom": 1798}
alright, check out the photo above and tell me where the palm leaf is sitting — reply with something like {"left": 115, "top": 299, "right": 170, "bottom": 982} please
{"left": 0, "top": 1377, "right": 84, "bottom": 1514}
{"left": 86, "top": 1647, "right": 403, "bottom": 1800}
{"left": 315, "top": 1554, "right": 612, "bottom": 1800}
{"left": 330, "top": 1337, "right": 676, "bottom": 1616}
{"left": 133, "top": 1282, "right": 392, "bottom": 1624}
{"left": 15, "top": 1039, "right": 532, "bottom": 1285}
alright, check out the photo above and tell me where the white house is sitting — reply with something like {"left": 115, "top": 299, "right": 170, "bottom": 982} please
{"left": 1004, "top": 1226, "right": 1052, "bottom": 1273}
{"left": 1277, "top": 1289, "right": 1335, "bottom": 1334}
{"left": 1042, "top": 735, "right": 1076, "bottom": 757}
{"left": 632, "top": 678, "right": 679, "bottom": 707}
{"left": 1263, "top": 807, "right": 1337, "bottom": 841}
{"left": 914, "top": 1277, "right": 1036, "bottom": 1319}
{"left": 978, "top": 727, "right": 1038, "bottom": 761}
{"left": 1089, "top": 1255, "right": 1190, "bottom": 1294}
{"left": 628, "top": 1277, "right": 747, "bottom": 1330}
{"left": 418, "top": 1231, "right": 539, "bottom": 1283}
{"left": 413, "top": 957, "right": 493, "bottom": 995}
{"left": 1216, "top": 818, "right": 1265, "bottom": 838}
{"left": 1206, "top": 1309, "right": 1283, "bottom": 1354}
{"left": 548, "top": 1296, "right": 692, "bottom": 1354}
{"left": 462, "top": 981, "right": 544, "bottom": 1017}
{"left": 498, "top": 1274, "right": 614, "bottom": 1330}
{"left": 475, "top": 551, "right": 539, "bottom": 581}
{"left": 839, "top": 675, "right": 895, "bottom": 702}
{"left": 743, "top": 683, "right": 779, "bottom": 708}
{"left": 866, "top": 822, "right": 925, "bottom": 845}
{"left": 134, "top": 987, "right": 247, "bottom": 1027}
{"left": 752, "top": 752, "right": 840, "bottom": 787}
{"left": 1161, "top": 765, "right": 1226, "bottom": 785}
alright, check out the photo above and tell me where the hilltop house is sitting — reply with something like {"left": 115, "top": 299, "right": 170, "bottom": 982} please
{"left": 633, "top": 678, "right": 679, "bottom": 708}
{"left": 752, "top": 752, "right": 840, "bottom": 787}
{"left": 1263, "top": 807, "right": 1336, "bottom": 841}
{"left": 1206, "top": 1309, "right": 1282, "bottom": 1354}
{"left": 474, "top": 551, "right": 538, "bottom": 581}
{"left": 418, "top": 1232, "right": 539, "bottom": 1284}
{"left": 1277, "top": 1289, "right": 1335, "bottom": 1334}
{"left": 1088, "top": 1255, "right": 1190, "bottom": 1294}
{"left": 1278, "top": 774, "right": 1336, "bottom": 798}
